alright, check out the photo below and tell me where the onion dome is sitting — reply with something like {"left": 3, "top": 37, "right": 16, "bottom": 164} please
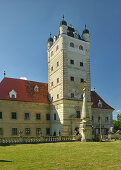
{"left": 82, "top": 24, "right": 89, "bottom": 34}
{"left": 60, "top": 15, "right": 67, "bottom": 26}
{"left": 47, "top": 33, "right": 53, "bottom": 42}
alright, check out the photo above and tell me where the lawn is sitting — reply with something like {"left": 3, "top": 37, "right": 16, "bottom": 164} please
{"left": 0, "top": 141, "right": 121, "bottom": 170}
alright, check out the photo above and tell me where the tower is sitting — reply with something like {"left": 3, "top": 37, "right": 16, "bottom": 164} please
{"left": 47, "top": 17, "right": 92, "bottom": 136}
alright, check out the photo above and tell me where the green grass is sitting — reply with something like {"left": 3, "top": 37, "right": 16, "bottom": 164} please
{"left": 0, "top": 141, "right": 121, "bottom": 170}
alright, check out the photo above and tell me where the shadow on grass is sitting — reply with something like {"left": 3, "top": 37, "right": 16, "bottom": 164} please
{"left": 0, "top": 160, "right": 12, "bottom": 162}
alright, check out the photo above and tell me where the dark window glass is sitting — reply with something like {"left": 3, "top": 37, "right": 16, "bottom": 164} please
{"left": 0, "top": 128, "right": 3, "bottom": 135}
{"left": 46, "top": 128, "right": 50, "bottom": 135}
{"left": 81, "top": 78, "right": 84, "bottom": 82}
{"left": 80, "top": 62, "right": 83, "bottom": 66}
{"left": 92, "top": 116, "right": 94, "bottom": 121}
{"left": 51, "top": 67, "right": 53, "bottom": 71}
{"left": 51, "top": 82, "right": 53, "bottom": 86}
{"left": 57, "top": 61, "right": 59, "bottom": 67}
{"left": 46, "top": 114, "right": 50, "bottom": 120}
{"left": 36, "top": 128, "right": 41, "bottom": 136}
{"left": 12, "top": 128, "right": 17, "bottom": 135}
{"left": 70, "top": 76, "right": 74, "bottom": 81}
{"left": 11, "top": 112, "right": 17, "bottom": 119}
{"left": 70, "top": 60, "right": 74, "bottom": 64}
{"left": 54, "top": 114, "right": 56, "bottom": 120}
{"left": 79, "top": 45, "right": 83, "bottom": 50}
{"left": 25, "top": 128, "right": 31, "bottom": 135}
{"left": 71, "top": 93, "right": 74, "bottom": 98}
{"left": 57, "top": 94, "right": 59, "bottom": 99}
{"left": 36, "top": 113, "right": 41, "bottom": 120}
{"left": 77, "top": 111, "right": 80, "bottom": 118}
{"left": 11, "top": 94, "right": 15, "bottom": 99}
{"left": 105, "top": 117, "right": 108, "bottom": 122}
{"left": 70, "top": 42, "right": 74, "bottom": 47}
{"left": 98, "top": 117, "right": 100, "bottom": 122}
{"left": 57, "top": 78, "right": 59, "bottom": 83}
{"left": 25, "top": 113, "right": 30, "bottom": 119}
{"left": 0, "top": 112, "right": 2, "bottom": 119}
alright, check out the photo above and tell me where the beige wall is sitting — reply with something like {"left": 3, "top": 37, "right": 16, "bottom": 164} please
{"left": 0, "top": 100, "right": 50, "bottom": 137}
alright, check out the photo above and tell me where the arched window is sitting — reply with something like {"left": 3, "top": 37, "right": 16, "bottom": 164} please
{"left": 12, "top": 94, "right": 15, "bottom": 99}
{"left": 51, "top": 51, "right": 53, "bottom": 57}
{"left": 56, "top": 45, "right": 59, "bottom": 51}
{"left": 70, "top": 42, "right": 74, "bottom": 48}
{"left": 79, "top": 45, "right": 83, "bottom": 50}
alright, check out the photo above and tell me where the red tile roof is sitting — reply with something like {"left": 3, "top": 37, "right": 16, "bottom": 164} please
{"left": 0, "top": 77, "right": 114, "bottom": 110}
{"left": 0, "top": 77, "right": 49, "bottom": 104}
{"left": 91, "top": 91, "right": 114, "bottom": 110}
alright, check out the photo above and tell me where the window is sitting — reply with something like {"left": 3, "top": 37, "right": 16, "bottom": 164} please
{"left": 36, "top": 113, "right": 41, "bottom": 120}
{"left": 79, "top": 45, "right": 83, "bottom": 50}
{"left": 51, "top": 66, "right": 53, "bottom": 71}
{"left": 34, "top": 85, "right": 39, "bottom": 92}
{"left": 25, "top": 128, "right": 31, "bottom": 135}
{"left": 105, "top": 117, "right": 108, "bottom": 122}
{"left": 57, "top": 94, "right": 59, "bottom": 99}
{"left": 25, "top": 113, "right": 30, "bottom": 120}
{"left": 9, "top": 89, "right": 17, "bottom": 99}
{"left": 51, "top": 51, "right": 53, "bottom": 57}
{"left": 54, "top": 113, "right": 56, "bottom": 120}
{"left": 76, "top": 111, "right": 80, "bottom": 118}
{"left": 92, "top": 116, "right": 94, "bottom": 121}
{"left": 0, "top": 112, "right": 2, "bottom": 119}
{"left": 51, "top": 82, "right": 53, "bottom": 86}
{"left": 56, "top": 45, "right": 59, "bottom": 51}
{"left": 71, "top": 93, "right": 74, "bottom": 98}
{"left": 46, "top": 114, "right": 50, "bottom": 120}
{"left": 12, "top": 128, "right": 17, "bottom": 135}
{"left": 57, "top": 61, "right": 59, "bottom": 67}
{"left": 80, "top": 62, "right": 83, "bottom": 66}
{"left": 98, "top": 116, "right": 100, "bottom": 122}
{"left": 70, "top": 76, "right": 74, "bottom": 81}
{"left": 46, "top": 128, "right": 50, "bottom": 135}
{"left": 57, "top": 78, "right": 59, "bottom": 83}
{"left": 70, "top": 42, "right": 74, "bottom": 47}
{"left": 0, "top": 128, "right": 3, "bottom": 135}
{"left": 11, "top": 112, "right": 17, "bottom": 119}
{"left": 36, "top": 128, "right": 41, "bottom": 136}
{"left": 70, "top": 60, "right": 74, "bottom": 64}
{"left": 81, "top": 78, "right": 84, "bottom": 82}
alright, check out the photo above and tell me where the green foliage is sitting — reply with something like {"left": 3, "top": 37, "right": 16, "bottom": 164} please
{"left": 0, "top": 142, "right": 121, "bottom": 169}
{"left": 113, "top": 114, "right": 121, "bottom": 130}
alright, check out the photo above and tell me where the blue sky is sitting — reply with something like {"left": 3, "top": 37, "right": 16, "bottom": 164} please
{"left": 0, "top": 0, "right": 121, "bottom": 119}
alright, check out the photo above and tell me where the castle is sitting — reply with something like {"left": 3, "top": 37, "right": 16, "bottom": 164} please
{"left": 0, "top": 18, "right": 114, "bottom": 139}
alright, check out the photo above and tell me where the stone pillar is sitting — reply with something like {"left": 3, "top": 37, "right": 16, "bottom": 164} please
{"left": 79, "top": 81, "right": 92, "bottom": 141}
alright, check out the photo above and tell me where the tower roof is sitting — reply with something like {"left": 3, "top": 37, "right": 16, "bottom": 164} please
{"left": 82, "top": 24, "right": 89, "bottom": 34}
{"left": 60, "top": 15, "right": 67, "bottom": 26}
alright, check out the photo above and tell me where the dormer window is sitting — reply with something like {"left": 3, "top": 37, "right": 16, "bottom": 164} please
{"left": 9, "top": 90, "right": 17, "bottom": 99}
{"left": 70, "top": 42, "right": 74, "bottom": 48}
{"left": 98, "top": 100, "right": 102, "bottom": 108}
{"left": 34, "top": 85, "right": 39, "bottom": 92}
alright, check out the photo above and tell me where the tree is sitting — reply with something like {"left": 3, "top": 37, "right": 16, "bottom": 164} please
{"left": 113, "top": 114, "right": 121, "bottom": 130}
